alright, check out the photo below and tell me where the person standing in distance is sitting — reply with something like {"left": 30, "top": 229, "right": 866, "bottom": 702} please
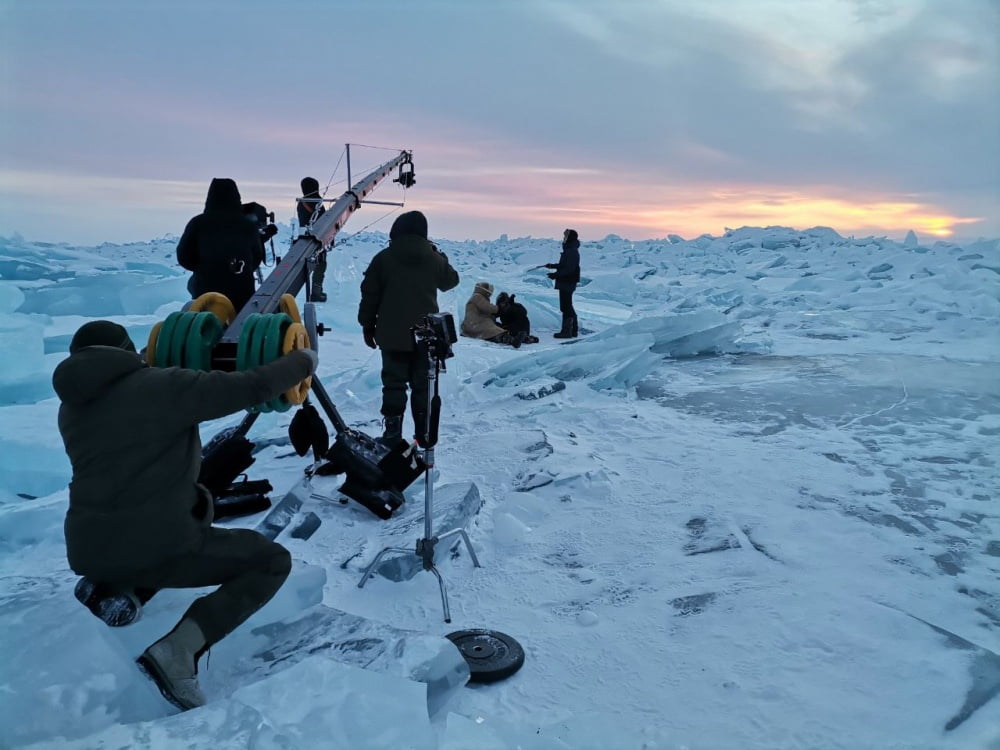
{"left": 358, "top": 211, "right": 459, "bottom": 442}
{"left": 545, "top": 228, "right": 581, "bottom": 338}
{"left": 297, "top": 176, "right": 328, "bottom": 302}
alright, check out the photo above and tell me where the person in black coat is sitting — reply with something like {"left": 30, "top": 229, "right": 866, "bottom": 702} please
{"left": 495, "top": 292, "right": 539, "bottom": 344}
{"left": 177, "top": 178, "right": 264, "bottom": 313}
{"left": 545, "top": 228, "right": 581, "bottom": 338}
{"left": 296, "top": 176, "right": 328, "bottom": 302}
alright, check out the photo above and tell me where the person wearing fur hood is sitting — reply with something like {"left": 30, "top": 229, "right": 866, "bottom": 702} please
{"left": 460, "top": 282, "right": 522, "bottom": 347}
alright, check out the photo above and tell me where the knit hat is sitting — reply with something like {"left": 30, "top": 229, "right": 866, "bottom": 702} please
{"left": 390, "top": 210, "right": 429, "bottom": 239}
{"left": 69, "top": 321, "right": 136, "bottom": 354}
{"left": 301, "top": 176, "right": 320, "bottom": 196}
{"left": 475, "top": 281, "right": 494, "bottom": 295}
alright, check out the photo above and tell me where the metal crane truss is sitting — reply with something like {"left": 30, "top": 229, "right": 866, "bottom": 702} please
{"left": 217, "top": 149, "right": 413, "bottom": 354}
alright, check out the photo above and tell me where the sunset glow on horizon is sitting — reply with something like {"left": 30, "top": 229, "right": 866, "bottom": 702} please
{"left": 2, "top": 1, "right": 996, "bottom": 245}
{"left": 0, "top": 165, "right": 987, "bottom": 245}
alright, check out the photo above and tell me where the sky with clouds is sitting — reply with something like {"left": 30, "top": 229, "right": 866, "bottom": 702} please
{"left": 1, "top": 0, "right": 997, "bottom": 245}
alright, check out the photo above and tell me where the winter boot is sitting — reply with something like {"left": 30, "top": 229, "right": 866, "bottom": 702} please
{"left": 571, "top": 317, "right": 579, "bottom": 337}
{"left": 500, "top": 330, "right": 522, "bottom": 348}
{"left": 513, "top": 330, "right": 528, "bottom": 348}
{"left": 381, "top": 415, "right": 403, "bottom": 444}
{"left": 311, "top": 285, "right": 327, "bottom": 303}
{"left": 74, "top": 577, "right": 142, "bottom": 627}
{"left": 137, "top": 618, "right": 208, "bottom": 711}
{"left": 553, "top": 315, "right": 574, "bottom": 339}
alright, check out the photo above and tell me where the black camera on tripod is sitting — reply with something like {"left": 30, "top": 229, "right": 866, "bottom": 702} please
{"left": 412, "top": 312, "right": 457, "bottom": 368}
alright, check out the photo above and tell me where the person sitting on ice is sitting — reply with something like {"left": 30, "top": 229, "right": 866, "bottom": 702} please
{"left": 495, "top": 291, "right": 539, "bottom": 344}
{"left": 460, "top": 281, "right": 524, "bottom": 348}
{"left": 53, "top": 320, "right": 317, "bottom": 711}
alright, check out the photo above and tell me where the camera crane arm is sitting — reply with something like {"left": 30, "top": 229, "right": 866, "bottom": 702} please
{"left": 204, "top": 150, "right": 414, "bottom": 432}
{"left": 218, "top": 149, "right": 414, "bottom": 348}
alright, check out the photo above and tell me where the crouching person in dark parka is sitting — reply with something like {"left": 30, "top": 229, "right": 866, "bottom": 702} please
{"left": 495, "top": 292, "right": 539, "bottom": 344}
{"left": 52, "top": 320, "right": 318, "bottom": 711}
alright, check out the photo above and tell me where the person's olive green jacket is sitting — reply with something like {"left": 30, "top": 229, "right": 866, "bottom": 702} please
{"left": 358, "top": 234, "right": 459, "bottom": 352}
{"left": 53, "top": 345, "right": 314, "bottom": 581}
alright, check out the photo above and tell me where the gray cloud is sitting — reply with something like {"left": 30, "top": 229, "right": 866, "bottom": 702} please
{"left": 1, "top": 0, "right": 996, "bottom": 242}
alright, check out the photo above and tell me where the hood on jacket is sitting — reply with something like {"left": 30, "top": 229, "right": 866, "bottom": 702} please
{"left": 386, "top": 232, "right": 436, "bottom": 268}
{"left": 390, "top": 210, "right": 428, "bottom": 239}
{"left": 52, "top": 347, "right": 146, "bottom": 406}
{"left": 474, "top": 281, "right": 494, "bottom": 296}
{"left": 70, "top": 320, "right": 135, "bottom": 354}
{"left": 205, "top": 178, "right": 242, "bottom": 213}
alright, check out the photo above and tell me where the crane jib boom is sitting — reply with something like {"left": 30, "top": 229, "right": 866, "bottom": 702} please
{"left": 219, "top": 149, "right": 413, "bottom": 345}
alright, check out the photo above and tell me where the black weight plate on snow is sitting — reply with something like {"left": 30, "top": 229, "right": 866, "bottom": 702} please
{"left": 445, "top": 629, "right": 525, "bottom": 684}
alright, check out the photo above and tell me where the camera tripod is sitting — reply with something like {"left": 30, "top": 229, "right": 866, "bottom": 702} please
{"left": 357, "top": 336, "right": 480, "bottom": 623}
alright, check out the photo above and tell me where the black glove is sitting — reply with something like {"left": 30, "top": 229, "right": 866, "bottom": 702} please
{"left": 363, "top": 327, "right": 377, "bottom": 349}
{"left": 547, "top": 272, "right": 557, "bottom": 280}
{"left": 262, "top": 224, "right": 278, "bottom": 240}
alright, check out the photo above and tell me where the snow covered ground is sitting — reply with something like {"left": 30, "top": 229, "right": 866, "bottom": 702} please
{"left": 0, "top": 223, "right": 998, "bottom": 749}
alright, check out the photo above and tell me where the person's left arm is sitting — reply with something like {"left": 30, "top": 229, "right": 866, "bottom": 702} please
{"left": 358, "top": 255, "right": 384, "bottom": 328}
{"left": 433, "top": 246, "right": 460, "bottom": 291}
{"left": 159, "top": 350, "right": 316, "bottom": 427}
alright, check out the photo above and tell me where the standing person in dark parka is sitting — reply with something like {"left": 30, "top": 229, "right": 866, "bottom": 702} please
{"left": 177, "top": 178, "right": 264, "bottom": 313}
{"left": 545, "top": 228, "right": 581, "bottom": 338}
{"left": 296, "top": 176, "right": 328, "bottom": 302}
{"left": 358, "top": 211, "right": 459, "bottom": 442}
{"left": 53, "top": 320, "right": 317, "bottom": 711}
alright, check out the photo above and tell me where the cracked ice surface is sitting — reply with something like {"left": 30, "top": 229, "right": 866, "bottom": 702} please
{"left": 2, "top": 227, "right": 999, "bottom": 748}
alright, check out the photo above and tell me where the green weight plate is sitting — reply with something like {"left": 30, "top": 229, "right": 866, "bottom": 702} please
{"left": 237, "top": 314, "right": 263, "bottom": 372}
{"left": 155, "top": 312, "right": 183, "bottom": 368}
{"left": 262, "top": 313, "right": 292, "bottom": 364}
{"left": 184, "top": 312, "right": 223, "bottom": 371}
{"left": 262, "top": 314, "right": 293, "bottom": 412}
{"left": 169, "top": 312, "right": 198, "bottom": 368}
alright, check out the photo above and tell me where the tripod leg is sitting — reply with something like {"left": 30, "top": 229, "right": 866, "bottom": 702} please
{"left": 437, "top": 527, "right": 482, "bottom": 568}
{"left": 428, "top": 565, "right": 451, "bottom": 623}
{"left": 456, "top": 529, "right": 481, "bottom": 568}
{"left": 357, "top": 546, "right": 412, "bottom": 588}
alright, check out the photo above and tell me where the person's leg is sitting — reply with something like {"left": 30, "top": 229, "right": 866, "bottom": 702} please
{"left": 407, "top": 348, "right": 431, "bottom": 439}
{"left": 131, "top": 527, "right": 291, "bottom": 648}
{"left": 380, "top": 349, "right": 411, "bottom": 440}
{"left": 567, "top": 287, "right": 578, "bottom": 336}
{"left": 488, "top": 331, "right": 521, "bottom": 347}
{"left": 561, "top": 287, "right": 576, "bottom": 320}
{"left": 130, "top": 527, "right": 290, "bottom": 710}
{"left": 555, "top": 288, "right": 575, "bottom": 338}
{"left": 312, "top": 250, "right": 327, "bottom": 302}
